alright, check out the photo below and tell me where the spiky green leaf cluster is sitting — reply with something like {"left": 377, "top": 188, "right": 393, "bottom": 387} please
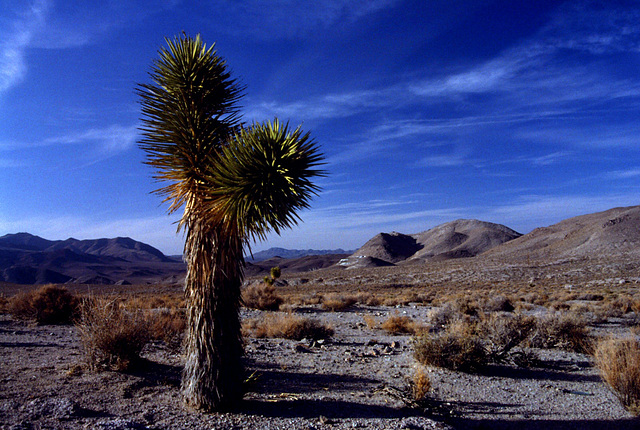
{"left": 137, "top": 34, "right": 324, "bottom": 245}
{"left": 137, "top": 34, "right": 244, "bottom": 214}
{"left": 206, "top": 119, "right": 324, "bottom": 242}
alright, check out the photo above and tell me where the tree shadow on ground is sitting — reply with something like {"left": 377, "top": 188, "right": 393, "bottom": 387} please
{"left": 125, "top": 358, "right": 182, "bottom": 388}
{"left": 446, "top": 416, "right": 639, "bottom": 430}
{"left": 479, "top": 363, "right": 600, "bottom": 383}
{"left": 246, "top": 365, "right": 381, "bottom": 395}
{"left": 242, "top": 398, "right": 417, "bottom": 420}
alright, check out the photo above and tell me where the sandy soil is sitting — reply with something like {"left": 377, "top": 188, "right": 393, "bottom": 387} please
{"left": 1, "top": 300, "right": 638, "bottom": 430}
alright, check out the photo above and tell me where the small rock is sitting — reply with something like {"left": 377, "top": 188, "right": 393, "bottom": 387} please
{"left": 318, "top": 415, "right": 334, "bottom": 425}
{"left": 294, "top": 343, "right": 312, "bottom": 353}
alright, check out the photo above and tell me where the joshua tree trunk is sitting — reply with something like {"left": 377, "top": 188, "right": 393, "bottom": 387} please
{"left": 181, "top": 216, "right": 245, "bottom": 410}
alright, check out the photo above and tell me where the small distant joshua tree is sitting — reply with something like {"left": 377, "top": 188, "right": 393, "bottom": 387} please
{"left": 264, "top": 266, "right": 281, "bottom": 286}
{"left": 137, "top": 34, "right": 323, "bottom": 411}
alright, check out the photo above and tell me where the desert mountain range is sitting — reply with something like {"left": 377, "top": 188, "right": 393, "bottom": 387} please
{"left": 1, "top": 205, "right": 639, "bottom": 284}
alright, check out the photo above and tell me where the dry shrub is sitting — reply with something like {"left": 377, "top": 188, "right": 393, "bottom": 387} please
{"left": 147, "top": 308, "right": 186, "bottom": 352}
{"left": 528, "top": 313, "right": 592, "bottom": 353}
{"left": 244, "top": 313, "right": 333, "bottom": 341}
{"left": 594, "top": 335, "right": 640, "bottom": 415}
{"left": 8, "top": 285, "right": 79, "bottom": 325}
{"left": 242, "top": 283, "right": 283, "bottom": 311}
{"left": 479, "top": 313, "right": 535, "bottom": 363}
{"left": 414, "top": 320, "right": 486, "bottom": 372}
{"left": 125, "top": 294, "right": 184, "bottom": 310}
{"left": 77, "top": 299, "right": 150, "bottom": 371}
{"left": 483, "top": 295, "right": 515, "bottom": 313}
{"left": 411, "top": 366, "right": 431, "bottom": 401}
{"left": 322, "top": 293, "right": 356, "bottom": 311}
{"left": 7, "top": 291, "right": 36, "bottom": 320}
{"left": 0, "top": 294, "right": 7, "bottom": 313}
{"left": 428, "top": 304, "right": 467, "bottom": 331}
{"left": 362, "top": 315, "right": 378, "bottom": 329}
{"left": 355, "top": 292, "right": 381, "bottom": 306}
{"left": 381, "top": 314, "right": 418, "bottom": 335}
{"left": 450, "top": 296, "right": 481, "bottom": 317}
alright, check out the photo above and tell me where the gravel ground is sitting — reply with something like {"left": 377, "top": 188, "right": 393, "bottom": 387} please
{"left": 0, "top": 304, "right": 638, "bottom": 430}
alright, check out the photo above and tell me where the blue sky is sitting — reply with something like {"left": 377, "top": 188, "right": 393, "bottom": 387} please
{"left": 1, "top": 0, "right": 640, "bottom": 255}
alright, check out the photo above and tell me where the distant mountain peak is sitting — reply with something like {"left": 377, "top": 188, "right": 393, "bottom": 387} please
{"left": 246, "top": 247, "right": 353, "bottom": 262}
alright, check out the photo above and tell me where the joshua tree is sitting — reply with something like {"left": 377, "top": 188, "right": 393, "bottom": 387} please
{"left": 137, "top": 34, "right": 323, "bottom": 411}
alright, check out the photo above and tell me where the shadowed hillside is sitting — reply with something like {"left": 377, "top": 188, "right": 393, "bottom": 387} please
{"left": 483, "top": 205, "right": 640, "bottom": 262}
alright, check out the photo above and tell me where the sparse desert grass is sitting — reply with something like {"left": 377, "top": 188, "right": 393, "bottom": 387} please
{"left": 354, "top": 292, "right": 382, "bottom": 306}
{"left": 528, "top": 312, "right": 592, "bottom": 353}
{"left": 478, "top": 313, "right": 535, "bottom": 363}
{"left": 594, "top": 335, "right": 640, "bottom": 415}
{"left": 77, "top": 298, "right": 150, "bottom": 371}
{"left": 362, "top": 314, "right": 378, "bottom": 329}
{"left": 0, "top": 294, "right": 7, "bottom": 313}
{"left": 411, "top": 365, "right": 432, "bottom": 401}
{"left": 381, "top": 314, "right": 419, "bottom": 335}
{"left": 322, "top": 293, "right": 356, "bottom": 311}
{"left": 243, "top": 312, "right": 333, "bottom": 340}
{"left": 124, "top": 293, "right": 184, "bottom": 310}
{"left": 147, "top": 308, "right": 186, "bottom": 353}
{"left": 414, "top": 320, "right": 487, "bottom": 372}
{"left": 7, "top": 285, "right": 79, "bottom": 325}
{"left": 242, "top": 283, "right": 283, "bottom": 311}
{"left": 483, "top": 294, "right": 515, "bottom": 313}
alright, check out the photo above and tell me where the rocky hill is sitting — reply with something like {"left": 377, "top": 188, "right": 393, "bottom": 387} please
{"left": 483, "top": 205, "right": 640, "bottom": 262}
{"left": 340, "top": 219, "right": 521, "bottom": 268}
{"left": 0, "top": 233, "right": 185, "bottom": 285}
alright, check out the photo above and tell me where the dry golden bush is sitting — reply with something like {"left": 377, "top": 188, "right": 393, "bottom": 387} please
{"left": 381, "top": 314, "right": 418, "bottom": 335}
{"left": 322, "top": 293, "right": 357, "bottom": 311}
{"left": 414, "top": 320, "right": 487, "bottom": 372}
{"left": 123, "top": 294, "right": 184, "bottom": 310}
{"left": 147, "top": 308, "right": 186, "bottom": 352}
{"left": 528, "top": 312, "right": 592, "bottom": 353}
{"left": 362, "top": 314, "right": 378, "bottom": 329}
{"left": 242, "top": 283, "right": 283, "bottom": 311}
{"left": 7, "top": 291, "right": 36, "bottom": 320}
{"left": 8, "top": 285, "right": 79, "bottom": 325}
{"left": 243, "top": 312, "right": 333, "bottom": 341}
{"left": 354, "top": 292, "right": 381, "bottom": 306}
{"left": 483, "top": 295, "right": 515, "bottom": 313}
{"left": 594, "top": 335, "right": 640, "bottom": 415}
{"left": 478, "top": 313, "right": 535, "bottom": 363}
{"left": 411, "top": 366, "right": 431, "bottom": 401}
{"left": 0, "top": 294, "right": 7, "bottom": 313}
{"left": 77, "top": 299, "right": 150, "bottom": 371}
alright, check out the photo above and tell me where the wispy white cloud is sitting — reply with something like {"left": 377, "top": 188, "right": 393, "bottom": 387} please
{"left": 605, "top": 168, "right": 640, "bottom": 180}
{"left": 44, "top": 124, "right": 139, "bottom": 154}
{"left": 516, "top": 123, "right": 640, "bottom": 149}
{"left": 416, "top": 145, "right": 474, "bottom": 168}
{"left": 213, "top": 0, "right": 398, "bottom": 40}
{"left": 0, "top": 0, "right": 49, "bottom": 94}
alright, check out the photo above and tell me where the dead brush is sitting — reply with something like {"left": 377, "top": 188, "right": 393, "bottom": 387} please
{"left": 414, "top": 319, "right": 487, "bottom": 372}
{"left": 77, "top": 298, "right": 150, "bottom": 371}
{"left": 594, "top": 335, "right": 640, "bottom": 415}
{"left": 243, "top": 312, "right": 333, "bottom": 341}
{"left": 0, "top": 294, "right": 7, "bottom": 313}
{"left": 381, "top": 313, "right": 419, "bottom": 335}
{"left": 354, "top": 292, "right": 381, "bottom": 306}
{"left": 147, "top": 308, "right": 186, "bottom": 353}
{"left": 321, "top": 293, "right": 357, "bottom": 311}
{"left": 242, "top": 283, "right": 283, "bottom": 311}
{"left": 528, "top": 312, "right": 592, "bottom": 353}
{"left": 483, "top": 295, "right": 515, "bottom": 313}
{"left": 362, "top": 314, "right": 378, "bottom": 329}
{"left": 8, "top": 285, "right": 79, "bottom": 325}
{"left": 478, "top": 313, "right": 535, "bottom": 364}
